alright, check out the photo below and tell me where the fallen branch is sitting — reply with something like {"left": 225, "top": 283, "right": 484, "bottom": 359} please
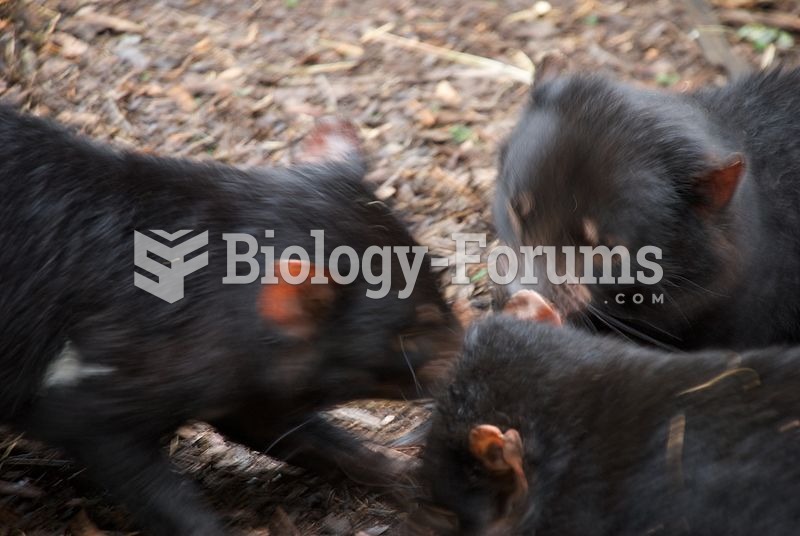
{"left": 718, "top": 8, "right": 800, "bottom": 33}
{"left": 362, "top": 23, "right": 533, "bottom": 84}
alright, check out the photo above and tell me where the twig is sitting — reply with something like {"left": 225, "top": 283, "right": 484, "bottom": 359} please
{"left": 362, "top": 24, "right": 532, "bottom": 84}
{"left": 1, "top": 456, "right": 72, "bottom": 467}
{"left": 0, "top": 480, "right": 44, "bottom": 499}
{"left": 262, "top": 62, "right": 359, "bottom": 78}
{"left": 318, "top": 38, "right": 364, "bottom": 58}
{"left": 291, "top": 61, "right": 358, "bottom": 76}
{"left": 73, "top": 10, "right": 145, "bottom": 34}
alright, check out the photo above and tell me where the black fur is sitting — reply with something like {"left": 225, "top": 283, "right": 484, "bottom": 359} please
{"left": 495, "top": 68, "right": 800, "bottom": 350}
{"left": 0, "top": 105, "right": 460, "bottom": 535}
{"left": 418, "top": 316, "right": 800, "bottom": 535}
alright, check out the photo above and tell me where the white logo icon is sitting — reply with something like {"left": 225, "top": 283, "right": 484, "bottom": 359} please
{"left": 134, "top": 230, "right": 209, "bottom": 303}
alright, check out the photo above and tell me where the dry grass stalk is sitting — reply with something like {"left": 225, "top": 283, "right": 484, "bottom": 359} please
{"left": 677, "top": 367, "right": 761, "bottom": 396}
{"left": 362, "top": 23, "right": 533, "bottom": 84}
{"left": 666, "top": 413, "right": 686, "bottom": 488}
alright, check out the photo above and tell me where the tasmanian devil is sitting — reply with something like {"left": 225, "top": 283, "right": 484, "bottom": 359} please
{"left": 0, "top": 107, "right": 460, "bottom": 535}
{"left": 413, "top": 315, "right": 800, "bottom": 536}
{"left": 495, "top": 64, "right": 800, "bottom": 350}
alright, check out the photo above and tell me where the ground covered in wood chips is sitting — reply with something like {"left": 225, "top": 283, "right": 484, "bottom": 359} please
{"left": 0, "top": 0, "right": 797, "bottom": 534}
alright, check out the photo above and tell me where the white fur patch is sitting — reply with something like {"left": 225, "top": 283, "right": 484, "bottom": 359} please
{"left": 42, "top": 341, "right": 115, "bottom": 388}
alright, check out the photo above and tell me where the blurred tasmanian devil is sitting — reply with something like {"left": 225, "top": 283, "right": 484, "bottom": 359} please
{"left": 414, "top": 316, "right": 800, "bottom": 536}
{"left": 495, "top": 63, "right": 800, "bottom": 350}
{"left": 0, "top": 107, "right": 460, "bottom": 535}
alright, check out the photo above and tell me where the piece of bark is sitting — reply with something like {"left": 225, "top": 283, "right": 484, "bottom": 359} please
{"left": 684, "top": 0, "right": 750, "bottom": 77}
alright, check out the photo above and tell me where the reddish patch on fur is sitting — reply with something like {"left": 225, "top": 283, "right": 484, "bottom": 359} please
{"left": 258, "top": 260, "right": 334, "bottom": 339}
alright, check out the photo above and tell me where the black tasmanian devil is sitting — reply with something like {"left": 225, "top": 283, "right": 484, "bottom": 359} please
{"left": 0, "top": 108, "right": 461, "bottom": 535}
{"left": 414, "top": 315, "right": 800, "bottom": 536}
{"left": 495, "top": 65, "right": 800, "bottom": 350}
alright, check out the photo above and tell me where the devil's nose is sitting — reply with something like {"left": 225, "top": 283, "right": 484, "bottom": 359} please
{"left": 501, "top": 289, "right": 563, "bottom": 326}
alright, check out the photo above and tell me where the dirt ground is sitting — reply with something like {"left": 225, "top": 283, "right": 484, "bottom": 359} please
{"left": 0, "top": 0, "right": 798, "bottom": 534}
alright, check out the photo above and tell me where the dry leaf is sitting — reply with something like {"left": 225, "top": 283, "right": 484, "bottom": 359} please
{"left": 167, "top": 85, "right": 197, "bottom": 112}
{"left": 52, "top": 32, "right": 89, "bottom": 59}
{"left": 417, "top": 108, "right": 438, "bottom": 127}
{"left": 192, "top": 37, "right": 213, "bottom": 55}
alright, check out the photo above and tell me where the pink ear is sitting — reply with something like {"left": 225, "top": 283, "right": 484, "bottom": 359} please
{"left": 258, "top": 260, "right": 335, "bottom": 339}
{"left": 469, "top": 424, "right": 529, "bottom": 504}
{"left": 502, "top": 290, "right": 562, "bottom": 327}
{"left": 697, "top": 154, "right": 745, "bottom": 212}
{"left": 295, "top": 118, "right": 361, "bottom": 165}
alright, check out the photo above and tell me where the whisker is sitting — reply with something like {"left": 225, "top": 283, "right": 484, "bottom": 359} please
{"left": 572, "top": 309, "right": 596, "bottom": 333}
{"left": 664, "top": 274, "right": 729, "bottom": 299}
{"left": 606, "top": 298, "right": 685, "bottom": 342}
{"left": 586, "top": 304, "right": 637, "bottom": 345}
{"left": 655, "top": 284, "right": 692, "bottom": 328}
{"left": 399, "top": 335, "right": 423, "bottom": 397}
{"left": 587, "top": 304, "right": 679, "bottom": 351}
{"left": 264, "top": 417, "right": 314, "bottom": 455}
